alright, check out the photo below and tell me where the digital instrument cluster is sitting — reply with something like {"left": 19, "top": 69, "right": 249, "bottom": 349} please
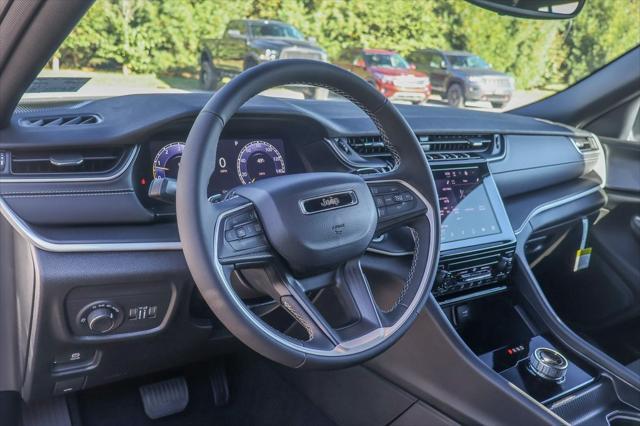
{"left": 150, "top": 138, "right": 287, "bottom": 195}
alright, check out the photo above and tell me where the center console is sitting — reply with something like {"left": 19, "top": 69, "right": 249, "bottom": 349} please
{"left": 430, "top": 163, "right": 516, "bottom": 303}
{"left": 427, "top": 161, "right": 639, "bottom": 424}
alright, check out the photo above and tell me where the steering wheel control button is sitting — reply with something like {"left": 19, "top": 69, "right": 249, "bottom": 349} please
{"left": 235, "top": 227, "right": 247, "bottom": 239}
{"left": 224, "top": 209, "right": 265, "bottom": 245}
{"left": 77, "top": 301, "right": 124, "bottom": 335}
{"left": 528, "top": 347, "right": 569, "bottom": 382}
{"left": 219, "top": 207, "right": 271, "bottom": 263}
{"left": 370, "top": 183, "right": 421, "bottom": 224}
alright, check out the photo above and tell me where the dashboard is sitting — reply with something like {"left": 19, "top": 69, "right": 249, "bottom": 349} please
{"left": 0, "top": 93, "right": 606, "bottom": 401}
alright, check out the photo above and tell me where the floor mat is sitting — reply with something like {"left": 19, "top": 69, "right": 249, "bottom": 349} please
{"left": 77, "top": 353, "right": 336, "bottom": 426}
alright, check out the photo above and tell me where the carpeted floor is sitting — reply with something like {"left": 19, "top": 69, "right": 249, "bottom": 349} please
{"left": 76, "top": 353, "right": 336, "bottom": 426}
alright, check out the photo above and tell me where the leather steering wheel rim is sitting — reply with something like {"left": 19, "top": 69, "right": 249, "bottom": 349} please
{"left": 177, "top": 60, "right": 440, "bottom": 368}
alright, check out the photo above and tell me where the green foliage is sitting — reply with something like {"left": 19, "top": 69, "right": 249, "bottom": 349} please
{"left": 56, "top": 0, "right": 640, "bottom": 89}
{"left": 558, "top": 0, "right": 640, "bottom": 85}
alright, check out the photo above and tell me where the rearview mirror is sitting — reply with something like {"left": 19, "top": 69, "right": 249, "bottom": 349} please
{"left": 465, "top": 0, "right": 585, "bottom": 19}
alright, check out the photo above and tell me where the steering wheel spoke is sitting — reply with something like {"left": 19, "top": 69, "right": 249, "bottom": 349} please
{"left": 333, "top": 260, "right": 383, "bottom": 335}
{"left": 366, "top": 178, "right": 430, "bottom": 233}
{"left": 241, "top": 264, "right": 341, "bottom": 350}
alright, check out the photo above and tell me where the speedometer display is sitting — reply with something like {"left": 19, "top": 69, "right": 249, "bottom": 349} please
{"left": 152, "top": 142, "right": 184, "bottom": 179}
{"left": 236, "top": 140, "right": 286, "bottom": 184}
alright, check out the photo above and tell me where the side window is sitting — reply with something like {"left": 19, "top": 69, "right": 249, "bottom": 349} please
{"left": 225, "top": 21, "right": 246, "bottom": 38}
{"left": 408, "top": 51, "right": 422, "bottom": 65}
{"left": 427, "top": 53, "right": 443, "bottom": 69}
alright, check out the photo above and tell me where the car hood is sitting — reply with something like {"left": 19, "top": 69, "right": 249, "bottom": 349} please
{"left": 369, "top": 66, "right": 427, "bottom": 78}
{"left": 452, "top": 68, "right": 509, "bottom": 78}
{"left": 251, "top": 37, "right": 325, "bottom": 52}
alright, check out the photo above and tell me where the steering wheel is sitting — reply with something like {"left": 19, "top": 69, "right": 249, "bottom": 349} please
{"left": 177, "top": 60, "right": 440, "bottom": 369}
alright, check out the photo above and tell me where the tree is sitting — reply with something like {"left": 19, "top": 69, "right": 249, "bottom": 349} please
{"left": 54, "top": 0, "right": 640, "bottom": 92}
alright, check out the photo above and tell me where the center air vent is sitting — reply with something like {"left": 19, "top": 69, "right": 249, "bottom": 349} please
{"left": 345, "top": 133, "right": 500, "bottom": 160}
{"left": 418, "top": 134, "right": 494, "bottom": 153}
{"left": 10, "top": 147, "right": 126, "bottom": 175}
{"left": 19, "top": 114, "right": 101, "bottom": 127}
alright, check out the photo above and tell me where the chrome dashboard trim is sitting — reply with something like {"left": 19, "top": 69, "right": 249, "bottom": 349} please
{"left": 513, "top": 185, "right": 601, "bottom": 235}
{"left": 0, "top": 195, "right": 182, "bottom": 252}
{"left": 0, "top": 171, "right": 601, "bottom": 253}
{"left": 0, "top": 145, "right": 139, "bottom": 183}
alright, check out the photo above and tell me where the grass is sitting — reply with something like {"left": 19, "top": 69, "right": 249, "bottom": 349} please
{"left": 32, "top": 69, "right": 202, "bottom": 96}
{"left": 158, "top": 75, "right": 202, "bottom": 91}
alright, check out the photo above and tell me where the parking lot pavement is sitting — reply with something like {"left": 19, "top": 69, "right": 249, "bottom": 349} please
{"left": 261, "top": 88, "right": 553, "bottom": 112}
{"left": 23, "top": 71, "right": 552, "bottom": 114}
{"left": 441, "top": 89, "right": 553, "bottom": 112}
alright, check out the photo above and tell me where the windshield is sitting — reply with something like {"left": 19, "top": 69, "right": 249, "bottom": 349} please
{"left": 250, "top": 22, "right": 304, "bottom": 40}
{"left": 365, "top": 53, "right": 410, "bottom": 69}
{"left": 21, "top": 0, "right": 640, "bottom": 112}
{"left": 448, "top": 55, "right": 490, "bottom": 70}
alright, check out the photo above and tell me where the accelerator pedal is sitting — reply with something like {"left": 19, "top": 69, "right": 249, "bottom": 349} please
{"left": 209, "top": 362, "right": 230, "bottom": 407}
{"left": 139, "top": 376, "right": 189, "bottom": 419}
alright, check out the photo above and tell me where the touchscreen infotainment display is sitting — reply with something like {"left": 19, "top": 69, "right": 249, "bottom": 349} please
{"left": 434, "top": 167, "right": 501, "bottom": 243}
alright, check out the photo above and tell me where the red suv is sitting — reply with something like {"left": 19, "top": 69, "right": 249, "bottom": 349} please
{"left": 336, "top": 48, "right": 431, "bottom": 104}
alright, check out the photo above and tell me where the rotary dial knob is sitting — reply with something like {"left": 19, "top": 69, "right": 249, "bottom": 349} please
{"left": 78, "top": 302, "right": 124, "bottom": 335}
{"left": 87, "top": 307, "right": 117, "bottom": 334}
{"left": 528, "top": 347, "right": 568, "bottom": 382}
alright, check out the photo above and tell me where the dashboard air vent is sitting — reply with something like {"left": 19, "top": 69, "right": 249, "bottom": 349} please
{"left": 418, "top": 134, "right": 494, "bottom": 153}
{"left": 10, "top": 147, "right": 126, "bottom": 175}
{"left": 345, "top": 136, "right": 386, "bottom": 155}
{"left": 346, "top": 133, "right": 499, "bottom": 161}
{"left": 19, "top": 114, "right": 101, "bottom": 127}
{"left": 572, "top": 136, "right": 599, "bottom": 153}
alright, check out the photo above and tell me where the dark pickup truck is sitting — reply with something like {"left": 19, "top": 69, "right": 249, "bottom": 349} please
{"left": 407, "top": 48, "right": 515, "bottom": 108}
{"left": 200, "top": 19, "right": 328, "bottom": 92}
